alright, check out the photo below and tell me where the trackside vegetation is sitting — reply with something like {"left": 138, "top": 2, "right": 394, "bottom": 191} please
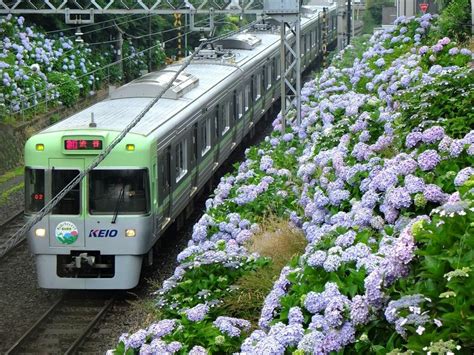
{"left": 0, "top": 15, "right": 165, "bottom": 121}
{"left": 107, "top": 5, "right": 472, "bottom": 355}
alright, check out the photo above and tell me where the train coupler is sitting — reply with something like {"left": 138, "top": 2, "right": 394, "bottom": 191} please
{"left": 58, "top": 251, "right": 115, "bottom": 278}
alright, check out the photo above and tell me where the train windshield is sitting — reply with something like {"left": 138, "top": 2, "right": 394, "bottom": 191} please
{"left": 89, "top": 169, "right": 149, "bottom": 214}
{"left": 25, "top": 168, "right": 45, "bottom": 213}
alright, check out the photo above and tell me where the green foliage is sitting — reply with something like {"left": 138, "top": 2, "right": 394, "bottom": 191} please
{"left": 350, "top": 183, "right": 474, "bottom": 354}
{"left": 0, "top": 166, "right": 23, "bottom": 184}
{"left": 49, "top": 113, "right": 61, "bottom": 124}
{"left": 332, "top": 35, "right": 372, "bottom": 70}
{"left": 0, "top": 182, "right": 24, "bottom": 205}
{"left": 47, "top": 72, "right": 80, "bottom": 108}
{"left": 157, "top": 256, "right": 269, "bottom": 320}
{"left": 362, "top": 0, "right": 394, "bottom": 34}
{"left": 394, "top": 68, "right": 474, "bottom": 141}
{"left": 436, "top": 0, "right": 472, "bottom": 43}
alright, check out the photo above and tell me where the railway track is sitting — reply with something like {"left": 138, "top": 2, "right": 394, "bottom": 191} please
{"left": 6, "top": 295, "right": 114, "bottom": 354}
{"left": 0, "top": 211, "right": 26, "bottom": 258}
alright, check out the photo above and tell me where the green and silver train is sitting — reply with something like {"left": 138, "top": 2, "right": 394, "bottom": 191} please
{"left": 24, "top": 6, "right": 337, "bottom": 289}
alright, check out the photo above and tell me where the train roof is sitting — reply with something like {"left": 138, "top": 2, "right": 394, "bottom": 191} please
{"left": 41, "top": 10, "right": 325, "bottom": 138}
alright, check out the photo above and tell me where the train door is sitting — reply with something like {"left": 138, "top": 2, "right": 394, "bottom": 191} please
{"left": 158, "top": 147, "right": 171, "bottom": 229}
{"left": 47, "top": 158, "right": 85, "bottom": 248}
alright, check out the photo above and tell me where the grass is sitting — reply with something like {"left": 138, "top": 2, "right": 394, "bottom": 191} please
{"left": 0, "top": 166, "right": 24, "bottom": 185}
{"left": 133, "top": 217, "right": 307, "bottom": 333}
{"left": 0, "top": 182, "right": 24, "bottom": 205}
{"left": 219, "top": 217, "right": 307, "bottom": 327}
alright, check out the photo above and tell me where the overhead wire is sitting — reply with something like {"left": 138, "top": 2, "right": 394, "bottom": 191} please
{"left": 0, "top": 18, "right": 262, "bottom": 258}
{"left": 44, "top": 13, "right": 141, "bottom": 34}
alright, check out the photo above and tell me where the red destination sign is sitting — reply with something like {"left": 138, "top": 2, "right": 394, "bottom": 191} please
{"left": 419, "top": 3, "right": 429, "bottom": 13}
{"left": 64, "top": 139, "right": 103, "bottom": 151}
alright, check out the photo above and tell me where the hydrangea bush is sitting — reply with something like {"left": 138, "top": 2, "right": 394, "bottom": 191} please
{"left": 0, "top": 15, "right": 159, "bottom": 120}
{"left": 112, "top": 13, "right": 473, "bottom": 354}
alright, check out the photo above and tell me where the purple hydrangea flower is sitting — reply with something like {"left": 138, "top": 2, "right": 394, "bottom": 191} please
{"left": 350, "top": 295, "right": 370, "bottom": 326}
{"left": 417, "top": 150, "right": 441, "bottom": 171}
{"left": 335, "top": 230, "right": 356, "bottom": 248}
{"left": 406, "top": 131, "right": 423, "bottom": 148}
{"left": 214, "top": 316, "right": 251, "bottom": 337}
{"left": 423, "top": 184, "right": 448, "bottom": 203}
{"left": 288, "top": 307, "right": 304, "bottom": 325}
{"left": 454, "top": 167, "right": 474, "bottom": 186}
{"left": 307, "top": 250, "right": 327, "bottom": 268}
{"left": 386, "top": 187, "right": 412, "bottom": 209}
{"left": 404, "top": 174, "right": 425, "bottom": 193}
{"left": 323, "top": 254, "right": 342, "bottom": 272}
{"left": 147, "top": 319, "right": 176, "bottom": 338}
{"left": 126, "top": 329, "right": 147, "bottom": 349}
{"left": 253, "top": 335, "right": 285, "bottom": 354}
{"left": 189, "top": 345, "right": 208, "bottom": 355}
{"left": 304, "top": 292, "right": 327, "bottom": 314}
{"left": 185, "top": 303, "right": 209, "bottom": 322}
{"left": 422, "top": 126, "right": 445, "bottom": 143}
{"left": 449, "top": 139, "right": 464, "bottom": 157}
{"left": 375, "top": 58, "right": 385, "bottom": 67}
{"left": 448, "top": 47, "right": 459, "bottom": 55}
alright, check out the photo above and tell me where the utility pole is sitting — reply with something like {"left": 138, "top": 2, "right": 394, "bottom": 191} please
{"left": 323, "top": 7, "right": 328, "bottom": 68}
{"left": 337, "top": 0, "right": 346, "bottom": 50}
{"left": 264, "top": 0, "right": 302, "bottom": 133}
{"left": 347, "top": 0, "right": 351, "bottom": 44}
{"left": 117, "top": 30, "right": 124, "bottom": 81}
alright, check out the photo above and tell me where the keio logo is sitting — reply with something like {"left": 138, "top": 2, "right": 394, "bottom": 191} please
{"left": 88, "top": 229, "right": 118, "bottom": 238}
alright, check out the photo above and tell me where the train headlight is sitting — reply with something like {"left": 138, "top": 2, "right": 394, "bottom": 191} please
{"left": 35, "top": 144, "right": 45, "bottom": 151}
{"left": 35, "top": 228, "right": 46, "bottom": 237}
{"left": 126, "top": 144, "right": 135, "bottom": 151}
{"left": 125, "top": 229, "right": 136, "bottom": 237}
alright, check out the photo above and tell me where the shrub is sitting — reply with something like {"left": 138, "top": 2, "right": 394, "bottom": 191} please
{"left": 47, "top": 72, "right": 80, "bottom": 107}
{"left": 436, "top": 0, "right": 472, "bottom": 43}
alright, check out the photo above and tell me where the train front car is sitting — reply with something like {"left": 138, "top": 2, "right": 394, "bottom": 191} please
{"left": 25, "top": 130, "right": 153, "bottom": 289}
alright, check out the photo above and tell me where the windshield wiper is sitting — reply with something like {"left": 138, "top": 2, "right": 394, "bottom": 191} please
{"left": 111, "top": 186, "right": 125, "bottom": 224}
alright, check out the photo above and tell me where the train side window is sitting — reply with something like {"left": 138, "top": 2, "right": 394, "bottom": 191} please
{"left": 214, "top": 108, "right": 219, "bottom": 138}
{"left": 222, "top": 101, "right": 230, "bottom": 135}
{"left": 176, "top": 139, "right": 188, "bottom": 182}
{"left": 201, "top": 117, "right": 211, "bottom": 156}
{"left": 275, "top": 57, "right": 281, "bottom": 79}
{"left": 25, "top": 168, "right": 45, "bottom": 213}
{"left": 244, "top": 84, "right": 250, "bottom": 112}
{"left": 52, "top": 169, "right": 80, "bottom": 215}
{"left": 255, "top": 73, "right": 262, "bottom": 100}
{"left": 158, "top": 149, "right": 171, "bottom": 205}
{"left": 237, "top": 91, "right": 243, "bottom": 119}
{"left": 267, "top": 65, "right": 272, "bottom": 89}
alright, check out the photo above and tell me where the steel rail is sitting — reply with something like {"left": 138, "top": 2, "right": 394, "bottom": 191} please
{"left": 0, "top": 211, "right": 25, "bottom": 259}
{"left": 5, "top": 296, "right": 115, "bottom": 354}
{"left": 0, "top": 210, "right": 24, "bottom": 230}
{"left": 5, "top": 298, "right": 63, "bottom": 355}
{"left": 64, "top": 297, "right": 115, "bottom": 355}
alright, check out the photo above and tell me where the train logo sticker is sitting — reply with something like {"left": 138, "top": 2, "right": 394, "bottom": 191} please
{"left": 55, "top": 221, "right": 79, "bottom": 245}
